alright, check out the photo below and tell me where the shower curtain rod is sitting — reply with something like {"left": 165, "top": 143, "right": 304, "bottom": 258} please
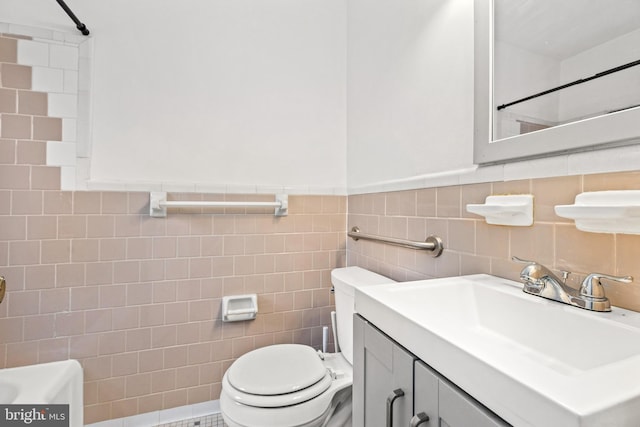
{"left": 55, "top": 0, "right": 90, "bottom": 35}
{"left": 497, "top": 58, "right": 640, "bottom": 111}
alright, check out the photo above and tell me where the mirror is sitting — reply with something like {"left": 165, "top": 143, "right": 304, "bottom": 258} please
{"left": 474, "top": 0, "right": 640, "bottom": 164}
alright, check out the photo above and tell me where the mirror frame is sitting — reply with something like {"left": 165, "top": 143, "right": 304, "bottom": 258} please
{"left": 473, "top": 0, "right": 640, "bottom": 165}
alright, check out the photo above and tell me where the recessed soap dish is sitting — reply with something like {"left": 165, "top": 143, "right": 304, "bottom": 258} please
{"left": 222, "top": 294, "right": 258, "bottom": 322}
{"left": 466, "top": 194, "right": 534, "bottom": 226}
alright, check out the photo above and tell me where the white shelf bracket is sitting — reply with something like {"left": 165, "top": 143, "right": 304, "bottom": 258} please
{"left": 466, "top": 194, "right": 534, "bottom": 226}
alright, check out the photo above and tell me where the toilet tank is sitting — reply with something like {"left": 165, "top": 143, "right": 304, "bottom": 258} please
{"left": 331, "top": 267, "right": 396, "bottom": 364}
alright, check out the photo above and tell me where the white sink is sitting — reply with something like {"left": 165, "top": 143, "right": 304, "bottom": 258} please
{"left": 0, "top": 360, "right": 83, "bottom": 427}
{"left": 355, "top": 274, "right": 640, "bottom": 426}
{"left": 0, "top": 383, "right": 18, "bottom": 402}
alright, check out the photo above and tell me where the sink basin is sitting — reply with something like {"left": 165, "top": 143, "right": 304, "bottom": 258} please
{"left": 355, "top": 274, "right": 640, "bottom": 427}
{"left": 0, "top": 360, "right": 83, "bottom": 427}
{"left": 0, "top": 383, "right": 18, "bottom": 402}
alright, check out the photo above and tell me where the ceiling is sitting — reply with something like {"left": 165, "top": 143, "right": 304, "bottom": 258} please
{"left": 495, "top": 0, "right": 640, "bottom": 59}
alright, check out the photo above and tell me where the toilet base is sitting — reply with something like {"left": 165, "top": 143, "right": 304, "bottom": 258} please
{"left": 321, "top": 387, "right": 352, "bottom": 427}
{"left": 221, "top": 384, "right": 352, "bottom": 427}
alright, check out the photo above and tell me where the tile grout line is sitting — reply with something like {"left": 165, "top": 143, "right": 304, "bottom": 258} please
{"left": 154, "top": 413, "right": 228, "bottom": 427}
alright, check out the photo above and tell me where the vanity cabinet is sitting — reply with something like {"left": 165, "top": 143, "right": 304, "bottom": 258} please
{"left": 415, "top": 360, "right": 509, "bottom": 427}
{"left": 354, "top": 314, "right": 510, "bottom": 427}
{"left": 353, "top": 314, "right": 415, "bottom": 427}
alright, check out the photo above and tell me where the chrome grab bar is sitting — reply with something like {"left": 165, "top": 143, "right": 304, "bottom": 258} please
{"left": 348, "top": 227, "right": 444, "bottom": 257}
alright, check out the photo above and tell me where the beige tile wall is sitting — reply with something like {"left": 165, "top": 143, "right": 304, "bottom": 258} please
{"left": 348, "top": 172, "right": 640, "bottom": 312}
{"left": 0, "top": 190, "right": 346, "bottom": 424}
{"left": 0, "top": 33, "right": 346, "bottom": 424}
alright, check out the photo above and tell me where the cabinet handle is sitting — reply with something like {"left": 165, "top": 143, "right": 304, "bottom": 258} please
{"left": 386, "top": 388, "right": 405, "bottom": 427}
{"left": 410, "top": 412, "right": 430, "bottom": 427}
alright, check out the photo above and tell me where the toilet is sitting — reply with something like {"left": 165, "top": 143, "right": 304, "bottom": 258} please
{"left": 220, "top": 266, "right": 396, "bottom": 427}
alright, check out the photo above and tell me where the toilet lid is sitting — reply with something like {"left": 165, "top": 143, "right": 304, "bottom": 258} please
{"left": 223, "top": 370, "right": 332, "bottom": 408}
{"left": 227, "top": 344, "right": 327, "bottom": 396}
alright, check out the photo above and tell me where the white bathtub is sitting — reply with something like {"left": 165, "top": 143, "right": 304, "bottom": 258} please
{"left": 0, "top": 359, "right": 83, "bottom": 427}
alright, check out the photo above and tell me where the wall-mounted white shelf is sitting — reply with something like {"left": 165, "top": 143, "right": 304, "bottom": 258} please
{"left": 555, "top": 190, "right": 640, "bottom": 234}
{"left": 466, "top": 194, "right": 534, "bottom": 226}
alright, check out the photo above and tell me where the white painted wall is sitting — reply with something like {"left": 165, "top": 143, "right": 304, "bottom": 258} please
{"left": 4, "top": 0, "right": 639, "bottom": 196}
{"left": 559, "top": 28, "right": 640, "bottom": 122}
{"left": 492, "top": 41, "right": 560, "bottom": 139}
{"left": 493, "top": 27, "right": 640, "bottom": 129}
{"left": 346, "top": 0, "right": 475, "bottom": 191}
{"left": 494, "top": 42, "right": 560, "bottom": 114}
{"left": 0, "top": 0, "right": 347, "bottom": 194}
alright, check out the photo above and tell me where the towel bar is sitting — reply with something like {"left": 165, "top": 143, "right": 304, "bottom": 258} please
{"left": 149, "top": 192, "right": 288, "bottom": 217}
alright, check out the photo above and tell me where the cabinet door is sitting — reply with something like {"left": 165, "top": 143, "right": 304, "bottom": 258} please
{"left": 353, "top": 314, "right": 366, "bottom": 427}
{"left": 353, "top": 315, "right": 415, "bottom": 427}
{"left": 412, "top": 361, "right": 439, "bottom": 427}
{"left": 439, "top": 379, "right": 510, "bottom": 427}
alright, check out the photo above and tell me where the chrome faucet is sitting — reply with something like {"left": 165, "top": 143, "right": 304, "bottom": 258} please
{"left": 512, "top": 256, "right": 633, "bottom": 312}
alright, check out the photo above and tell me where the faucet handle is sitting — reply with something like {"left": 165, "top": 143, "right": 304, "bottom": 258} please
{"left": 512, "top": 256, "right": 536, "bottom": 264}
{"left": 580, "top": 273, "right": 633, "bottom": 299}
{"left": 559, "top": 270, "right": 571, "bottom": 285}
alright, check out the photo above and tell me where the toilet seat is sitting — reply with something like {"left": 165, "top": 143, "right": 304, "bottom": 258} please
{"left": 223, "top": 371, "right": 332, "bottom": 408}
{"left": 221, "top": 351, "right": 354, "bottom": 427}
{"left": 224, "top": 344, "right": 331, "bottom": 408}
